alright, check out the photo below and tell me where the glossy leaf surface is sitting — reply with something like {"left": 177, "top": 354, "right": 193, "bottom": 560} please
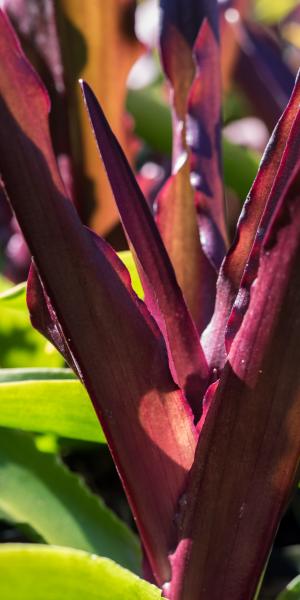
{"left": 0, "top": 368, "right": 105, "bottom": 443}
{"left": 0, "top": 545, "right": 160, "bottom": 600}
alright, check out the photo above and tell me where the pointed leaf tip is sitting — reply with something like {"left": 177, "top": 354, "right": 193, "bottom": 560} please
{"left": 81, "top": 78, "right": 210, "bottom": 419}
{"left": 0, "top": 19, "right": 196, "bottom": 583}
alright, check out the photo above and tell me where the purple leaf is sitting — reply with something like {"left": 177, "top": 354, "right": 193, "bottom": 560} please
{"left": 3, "top": 0, "right": 74, "bottom": 194}
{"left": 156, "top": 2, "right": 227, "bottom": 334}
{"left": 226, "top": 106, "right": 300, "bottom": 349}
{"left": 0, "top": 10, "right": 197, "bottom": 584}
{"left": 81, "top": 80, "right": 210, "bottom": 419}
{"left": 159, "top": 0, "right": 219, "bottom": 49}
{"left": 166, "top": 162, "right": 300, "bottom": 600}
{"left": 202, "top": 70, "right": 300, "bottom": 370}
{"left": 155, "top": 169, "right": 218, "bottom": 336}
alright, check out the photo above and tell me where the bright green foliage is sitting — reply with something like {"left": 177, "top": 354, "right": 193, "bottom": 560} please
{"left": 276, "top": 575, "right": 300, "bottom": 599}
{"left": 0, "top": 282, "right": 62, "bottom": 368}
{"left": 0, "top": 545, "right": 160, "bottom": 600}
{"left": 222, "top": 138, "right": 260, "bottom": 202}
{"left": 0, "top": 429, "right": 140, "bottom": 572}
{"left": 0, "top": 251, "right": 143, "bottom": 369}
{"left": 0, "top": 281, "right": 27, "bottom": 308}
{"left": 0, "top": 367, "right": 75, "bottom": 382}
{"left": 0, "top": 368, "right": 105, "bottom": 443}
{"left": 118, "top": 251, "right": 144, "bottom": 299}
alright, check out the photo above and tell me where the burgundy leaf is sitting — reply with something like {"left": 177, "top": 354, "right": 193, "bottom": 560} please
{"left": 27, "top": 261, "right": 81, "bottom": 377}
{"left": 166, "top": 167, "right": 300, "bottom": 600}
{"left": 202, "top": 71, "right": 300, "bottom": 370}
{"left": 159, "top": 0, "right": 219, "bottom": 49}
{"left": 226, "top": 107, "right": 300, "bottom": 349}
{"left": 0, "top": 10, "right": 197, "bottom": 584}
{"left": 157, "top": 2, "right": 227, "bottom": 334}
{"left": 3, "top": 0, "right": 74, "bottom": 195}
{"left": 81, "top": 80, "right": 209, "bottom": 419}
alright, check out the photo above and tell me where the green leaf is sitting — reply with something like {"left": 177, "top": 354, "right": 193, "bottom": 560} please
{"left": 0, "top": 545, "right": 160, "bottom": 600}
{"left": 222, "top": 137, "right": 260, "bottom": 201}
{"left": 118, "top": 251, "right": 144, "bottom": 299}
{"left": 127, "top": 86, "right": 172, "bottom": 155}
{"left": 0, "top": 367, "right": 76, "bottom": 382}
{"left": 0, "top": 281, "right": 27, "bottom": 308}
{"left": 276, "top": 575, "right": 300, "bottom": 599}
{"left": 0, "top": 252, "right": 143, "bottom": 313}
{"left": 0, "top": 369, "right": 105, "bottom": 442}
{"left": 0, "top": 429, "right": 140, "bottom": 572}
{"left": 0, "top": 284, "right": 63, "bottom": 368}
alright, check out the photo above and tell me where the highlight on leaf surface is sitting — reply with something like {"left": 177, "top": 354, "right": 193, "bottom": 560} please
{"left": 0, "top": 368, "right": 105, "bottom": 443}
{"left": 0, "top": 7, "right": 196, "bottom": 585}
{"left": 0, "top": 1, "right": 300, "bottom": 599}
{"left": 0, "top": 545, "right": 160, "bottom": 600}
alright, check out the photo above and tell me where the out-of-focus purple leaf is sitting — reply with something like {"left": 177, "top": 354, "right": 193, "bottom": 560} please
{"left": 81, "top": 80, "right": 209, "bottom": 419}
{"left": 3, "top": 0, "right": 73, "bottom": 195}
{"left": 157, "top": 2, "right": 227, "bottom": 334}
{"left": 234, "top": 19, "right": 295, "bottom": 131}
{"left": 219, "top": 0, "right": 251, "bottom": 93}
{"left": 156, "top": 21, "right": 223, "bottom": 335}
{"left": 160, "top": 0, "right": 219, "bottom": 48}
{"left": 202, "top": 71, "right": 300, "bottom": 370}
{"left": 0, "top": 10, "right": 197, "bottom": 585}
{"left": 159, "top": 0, "right": 224, "bottom": 243}
{"left": 166, "top": 167, "right": 300, "bottom": 600}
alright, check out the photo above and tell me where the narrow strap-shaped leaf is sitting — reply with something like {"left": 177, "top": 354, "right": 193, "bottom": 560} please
{"left": 226, "top": 107, "right": 300, "bottom": 348}
{"left": 167, "top": 172, "right": 300, "bottom": 599}
{"left": 0, "top": 11, "right": 196, "bottom": 584}
{"left": 159, "top": 0, "right": 219, "bottom": 48}
{"left": 157, "top": 1, "right": 226, "bottom": 334}
{"left": 0, "top": 368, "right": 75, "bottom": 382}
{"left": 202, "top": 70, "right": 300, "bottom": 370}
{"left": 0, "top": 370, "right": 106, "bottom": 443}
{"left": 0, "top": 545, "right": 161, "bottom": 600}
{"left": 3, "top": 0, "right": 73, "bottom": 194}
{"left": 0, "top": 429, "right": 139, "bottom": 571}
{"left": 81, "top": 80, "right": 209, "bottom": 417}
